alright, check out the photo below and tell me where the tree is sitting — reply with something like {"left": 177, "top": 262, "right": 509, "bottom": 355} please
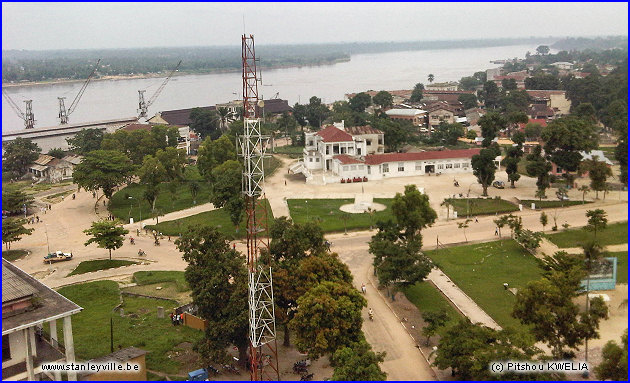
{"left": 525, "top": 74, "right": 560, "bottom": 90}
{"left": 501, "top": 78, "right": 517, "bottom": 90}
{"left": 2, "top": 137, "right": 41, "bottom": 178}
{"left": 349, "top": 92, "right": 372, "bottom": 113}
{"left": 372, "top": 91, "right": 393, "bottom": 110}
{"left": 155, "top": 147, "right": 186, "bottom": 181}
{"left": 331, "top": 339, "right": 387, "bottom": 381}
{"left": 585, "top": 209, "right": 607, "bottom": 239}
{"left": 306, "top": 96, "right": 331, "bottom": 128}
{"left": 594, "top": 330, "right": 628, "bottom": 381}
{"left": 578, "top": 185, "right": 590, "bottom": 203}
{"left": 471, "top": 147, "right": 499, "bottom": 196}
{"left": 433, "top": 122, "right": 465, "bottom": 146}
{"left": 458, "top": 218, "right": 472, "bottom": 242}
{"left": 391, "top": 185, "right": 437, "bottom": 240}
{"left": 292, "top": 103, "right": 308, "bottom": 127}
{"left": 513, "top": 251, "right": 608, "bottom": 358}
{"left": 540, "top": 211, "right": 548, "bottom": 232}
{"left": 409, "top": 82, "right": 424, "bottom": 102}
{"left": 478, "top": 112, "right": 506, "bottom": 147}
{"left": 207, "top": 160, "right": 243, "bottom": 227}
{"left": 421, "top": 309, "right": 449, "bottom": 345}
{"left": 556, "top": 186, "right": 568, "bottom": 203}
{"left": 340, "top": 213, "right": 350, "bottom": 234}
{"left": 83, "top": 219, "right": 128, "bottom": 260}
{"left": 523, "top": 122, "right": 544, "bottom": 139}
{"left": 465, "top": 130, "right": 478, "bottom": 140}
{"left": 526, "top": 145, "right": 552, "bottom": 198}
{"left": 574, "top": 102, "right": 597, "bottom": 123}
{"left": 458, "top": 93, "right": 478, "bottom": 109}
{"left": 47, "top": 147, "right": 65, "bottom": 158}
{"left": 2, "top": 218, "right": 34, "bottom": 250}
{"left": 514, "top": 229, "right": 543, "bottom": 252}
{"left": 541, "top": 116, "right": 598, "bottom": 182}
{"left": 189, "top": 107, "right": 221, "bottom": 139}
{"left": 504, "top": 134, "right": 524, "bottom": 188}
{"left": 72, "top": 150, "right": 135, "bottom": 199}
{"left": 494, "top": 215, "right": 509, "bottom": 239}
{"left": 215, "top": 107, "right": 233, "bottom": 131}
{"left": 175, "top": 226, "right": 249, "bottom": 366}
{"left": 480, "top": 81, "right": 500, "bottom": 109}
{"left": 189, "top": 181, "right": 199, "bottom": 205}
{"left": 197, "top": 135, "right": 236, "bottom": 181}
{"left": 427, "top": 74, "right": 435, "bottom": 83}
{"left": 580, "top": 157, "right": 612, "bottom": 199}
{"left": 66, "top": 128, "right": 104, "bottom": 155}
{"left": 371, "top": 116, "right": 416, "bottom": 152}
{"left": 536, "top": 45, "right": 550, "bottom": 55}
{"left": 137, "top": 155, "right": 167, "bottom": 211}
{"left": 290, "top": 281, "right": 366, "bottom": 359}
{"left": 2, "top": 188, "right": 34, "bottom": 215}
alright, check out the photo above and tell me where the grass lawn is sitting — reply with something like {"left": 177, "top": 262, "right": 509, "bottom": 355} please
{"left": 67, "top": 260, "right": 138, "bottom": 276}
{"left": 444, "top": 198, "right": 519, "bottom": 217}
{"left": 607, "top": 251, "right": 628, "bottom": 284}
{"left": 520, "top": 199, "right": 590, "bottom": 209}
{"left": 146, "top": 199, "right": 273, "bottom": 239}
{"left": 546, "top": 221, "right": 628, "bottom": 248}
{"left": 404, "top": 281, "right": 463, "bottom": 334}
{"left": 425, "top": 239, "right": 542, "bottom": 330}
{"left": 109, "top": 166, "right": 211, "bottom": 222}
{"left": 56, "top": 281, "right": 203, "bottom": 374}
{"left": 3, "top": 180, "right": 73, "bottom": 195}
{"left": 287, "top": 198, "right": 394, "bottom": 233}
{"left": 133, "top": 271, "right": 189, "bottom": 292}
{"left": 273, "top": 145, "right": 304, "bottom": 158}
{"left": 2, "top": 249, "right": 28, "bottom": 261}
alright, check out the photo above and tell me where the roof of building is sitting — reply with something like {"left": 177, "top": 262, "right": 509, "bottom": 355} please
{"left": 257, "top": 98, "right": 293, "bottom": 114}
{"left": 2, "top": 259, "right": 82, "bottom": 334}
{"left": 156, "top": 106, "right": 216, "bottom": 126}
{"left": 121, "top": 123, "right": 153, "bottom": 131}
{"left": 78, "top": 347, "right": 147, "bottom": 378}
{"left": 552, "top": 62, "right": 574, "bottom": 66}
{"left": 316, "top": 125, "right": 354, "bottom": 143}
{"left": 363, "top": 148, "right": 481, "bottom": 165}
{"left": 334, "top": 154, "right": 364, "bottom": 165}
{"left": 528, "top": 104, "right": 555, "bottom": 117}
{"left": 525, "top": 90, "right": 566, "bottom": 99}
{"left": 62, "top": 155, "right": 83, "bottom": 165}
{"left": 385, "top": 108, "right": 426, "bottom": 117}
{"left": 426, "top": 102, "right": 458, "bottom": 113}
{"left": 33, "top": 154, "right": 55, "bottom": 166}
{"left": 580, "top": 150, "right": 614, "bottom": 165}
{"left": 344, "top": 125, "right": 383, "bottom": 135}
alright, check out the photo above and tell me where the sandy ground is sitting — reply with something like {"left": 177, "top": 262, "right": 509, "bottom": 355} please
{"left": 9, "top": 155, "right": 628, "bottom": 380}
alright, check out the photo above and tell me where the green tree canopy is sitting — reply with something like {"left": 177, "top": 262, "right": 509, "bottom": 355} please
{"left": 458, "top": 93, "right": 478, "bottom": 109}
{"left": 175, "top": 226, "right": 249, "bottom": 365}
{"left": 47, "top": 147, "right": 65, "bottom": 159}
{"left": 66, "top": 128, "right": 104, "bottom": 155}
{"left": 83, "top": 219, "right": 129, "bottom": 260}
{"left": 472, "top": 147, "right": 499, "bottom": 196}
{"left": 72, "top": 150, "right": 135, "bottom": 198}
{"left": 433, "top": 122, "right": 465, "bottom": 146}
{"left": 409, "top": 82, "right": 424, "bottom": 102}
{"left": 541, "top": 116, "right": 598, "bottom": 174}
{"left": 2, "top": 218, "right": 34, "bottom": 250}
{"left": 372, "top": 91, "right": 393, "bottom": 109}
{"left": 478, "top": 112, "right": 507, "bottom": 147}
{"left": 2, "top": 188, "right": 34, "bottom": 215}
{"left": 526, "top": 145, "right": 552, "bottom": 196}
{"left": 331, "top": 339, "right": 387, "bottom": 381}
{"left": 349, "top": 92, "right": 372, "bottom": 113}
{"left": 594, "top": 330, "right": 628, "bottom": 381}
{"left": 580, "top": 158, "right": 613, "bottom": 199}
{"left": 196, "top": 134, "right": 236, "bottom": 181}
{"left": 391, "top": 184, "right": 437, "bottom": 240}
{"left": 209, "top": 160, "right": 244, "bottom": 228}
{"left": 189, "top": 107, "right": 221, "bottom": 139}
{"left": 2, "top": 137, "right": 41, "bottom": 178}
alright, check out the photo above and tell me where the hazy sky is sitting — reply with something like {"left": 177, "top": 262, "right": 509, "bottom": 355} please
{"left": 2, "top": 2, "right": 628, "bottom": 50}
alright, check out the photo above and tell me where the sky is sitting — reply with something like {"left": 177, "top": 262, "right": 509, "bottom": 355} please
{"left": 2, "top": 2, "right": 628, "bottom": 50}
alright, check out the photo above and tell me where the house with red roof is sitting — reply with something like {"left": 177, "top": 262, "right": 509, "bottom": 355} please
{"left": 303, "top": 122, "right": 376, "bottom": 172}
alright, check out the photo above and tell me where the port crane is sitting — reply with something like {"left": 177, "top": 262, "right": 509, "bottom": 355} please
{"left": 2, "top": 90, "right": 35, "bottom": 129}
{"left": 137, "top": 60, "right": 182, "bottom": 119}
{"left": 58, "top": 58, "right": 101, "bottom": 124}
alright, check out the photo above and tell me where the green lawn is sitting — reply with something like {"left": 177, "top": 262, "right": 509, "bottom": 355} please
{"left": 425, "top": 240, "right": 542, "bottom": 330}
{"left": 273, "top": 145, "right": 304, "bottom": 158}
{"left": 109, "top": 166, "right": 211, "bottom": 222}
{"left": 146, "top": 199, "right": 273, "bottom": 239}
{"left": 287, "top": 198, "right": 394, "bottom": 233}
{"left": 444, "top": 198, "right": 519, "bottom": 217}
{"left": 133, "top": 271, "right": 189, "bottom": 292}
{"left": 56, "top": 281, "right": 203, "bottom": 374}
{"left": 404, "top": 281, "right": 463, "bottom": 334}
{"left": 546, "top": 221, "right": 628, "bottom": 248}
{"left": 67, "top": 260, "right": 138, "bottom": 276}
{"left": 2, "top": 250, "right": 28, "bottom": 261}
{"left": 520, "top": 199, "right": 590, "bottom": 209}
{"left": 607, "top": 251, "right": 628, "bottom": 284}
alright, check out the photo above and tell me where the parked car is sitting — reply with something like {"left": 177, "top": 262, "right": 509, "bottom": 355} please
{"left": 492, "top": 180, "right": 505, "bottom": 189}
{"left": 43, "top": 251, "right": 73, "bottom": 263}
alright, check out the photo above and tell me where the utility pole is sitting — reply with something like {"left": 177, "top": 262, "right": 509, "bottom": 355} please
{"left": 239, "top": 34, "right": 279, "bottom": 381}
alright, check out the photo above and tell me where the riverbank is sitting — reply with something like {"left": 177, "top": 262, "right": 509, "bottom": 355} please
{"left": 1, "top": 57, "right": 351, "bottom": 89}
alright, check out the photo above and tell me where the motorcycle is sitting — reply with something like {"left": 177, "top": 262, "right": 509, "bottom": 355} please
{"left": 368, "top": 309, "right": 374, "bottom": 321}
{"left": 300, "top": 373, "right": 314, "bottom": 381}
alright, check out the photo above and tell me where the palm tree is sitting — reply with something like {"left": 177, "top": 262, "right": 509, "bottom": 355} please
{"left": 216, "top": 107, "right": 233, "bottom": 132}
{"left": 340, "top": 213, "right": 351, "bottom": 235}
{"left": 458, "top": 219, "right": 472, "bottom": 242}
{"left": 578, "top": 185, "right": 590, "bottom": 204}
{"left": 440, "top": 200, "right": 451, "bottom": 220}
{"left": 428, "top": 74, "right": 435, "bottom": 83}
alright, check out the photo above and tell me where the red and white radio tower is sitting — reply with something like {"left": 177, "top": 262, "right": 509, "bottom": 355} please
{"left": 239, "top": 34, "right": 280, "bottom": 381}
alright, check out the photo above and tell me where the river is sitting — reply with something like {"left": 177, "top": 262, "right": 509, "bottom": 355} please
{"left": 2, "top": 44, "right": 539, "bottom": 132}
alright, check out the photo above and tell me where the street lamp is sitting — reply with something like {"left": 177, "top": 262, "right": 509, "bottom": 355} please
{"left": 305, "top": 200, "right": 309, "bottom": 221}
{"left": 127, "top": 196, "right": 134, "bottom": 223}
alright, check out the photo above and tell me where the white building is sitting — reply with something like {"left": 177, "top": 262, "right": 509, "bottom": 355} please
{"left": 385, "top": 108, "right": 427, "bottom": 127}
{"left": 303, "top": 124, "right": 372, "bottom": 172}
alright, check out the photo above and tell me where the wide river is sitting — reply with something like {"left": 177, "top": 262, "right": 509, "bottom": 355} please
{"left": 2, "top": 44, "right": 540, "bottom": 132}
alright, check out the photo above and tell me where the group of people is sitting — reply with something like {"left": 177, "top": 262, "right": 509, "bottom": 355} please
{"left": 170, "top": 312, "right": 183, "bottom": 325}
{"left": 27, "top": 215, "right": 41, "bottom": 224}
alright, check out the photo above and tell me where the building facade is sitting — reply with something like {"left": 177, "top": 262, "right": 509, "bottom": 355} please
{"left": 385, "top": 108, "right": 427, "bottom": 127}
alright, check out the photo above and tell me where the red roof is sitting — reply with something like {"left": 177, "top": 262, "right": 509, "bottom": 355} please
{"left": 334, "top": 154, "right": 364, "bottom": 165}
{"left": 364, "top": 149, "right": 481, "bottom": 165}
{"left": 316, "top": 125, "right": 354, "bottom": 143}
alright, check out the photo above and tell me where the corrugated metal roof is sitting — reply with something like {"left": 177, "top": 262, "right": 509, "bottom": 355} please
{"left": 385, "top": 108, "right": 426, "bottom": 116}
{"left": 34, "top": 154, "right": 55, "bottom": 166}
{"left": 345, "top": 125, "right": 383, "bottom": 135}
{"left": 29, "top": 164, "right": 48, "bottom": 172}
{"left": 2, "top": 265, "right": 37, "bottom": 303}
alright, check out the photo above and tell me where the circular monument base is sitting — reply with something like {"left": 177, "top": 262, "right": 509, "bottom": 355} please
{"left": 339, "top": 202, "right": 387, "bottom": 214}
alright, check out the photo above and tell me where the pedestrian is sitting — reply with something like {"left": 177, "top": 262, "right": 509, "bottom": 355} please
{"left": 72, "top": 194, "right": 75, "bottom": 200}
{"left": 494, "top": 227, "right": 499, "bottom": 236}
{"left": 233, "top": 243, "right": 236, "bottom": 250}
{"left": 475, "top": 217, "right": 479, "bottom": 223}
{"left": 284, "top": 180, "right": 287, "bottom": 186}
{"left": 103, "top": 200, "right": 106, "bottom": 206}
{"left": 361, "top": 283, "right": 366, "bottom": 294}
{"left": 61, "top": 196, "right": 65, "bottom": 201}
{"left": 168, "top": 236, "right": 171, "bottom": 242}
{"left": 137, "top": 228, "right": 140, "bottom": 236}
{"left": 92, "top": 192, "right": 96, "bottom": 198}
{"left": 36, "top": 216, "right": 39, "bottom": 223}
{"left": 48, "top": 204, "right": 51, "bottom": 210}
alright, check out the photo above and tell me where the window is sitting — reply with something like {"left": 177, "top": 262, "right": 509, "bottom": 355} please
{"left": 437, "top": 164, "right": 444, "bottom": 170}
{"left": 462, "top": 162, "right": 469, "bottom": 168}
{"left": 378, "top": 137, "right": 383, "bottom": 145}
{"left": 454, "top": 163, "right": 460, "bottom": 168}
{"left": 315, "top": 158, "right": 320, "bottom": 162}
{"left": 343, "top": 166, "right": 349, "bottom": 171}
{"left": 309, "top": 158, "right": 313, "bottom": 162}
{"left": 446, "top": 163, "right": 453, "bottom": 169}
{"left": 366, "top": 139, "right": 372, "bottom": 146}
{"left": 358, "top": 165, "right": 364, "bottom": 170}
{"left": 398, "top": 162, "right": 405, "bottom": 172}
{"left": 308, "top": 140, "right": 314, "bottom": 146}
{"left": 382, "top": 163, "right": 389, "bottom": 173}
{"left": 351, "top": 165, "right": 357, "bottom": 171}
{"left": 2, "top": 335, "right": 10, "bottom": 361}
{"left": 415, "top": 162, "right": 422, "bottom": 170}
{"left": 326, "top": 146, "right": 330, "bottom": 155}
{"left": 367, "top": 166, "right": 371, "bottom": 174}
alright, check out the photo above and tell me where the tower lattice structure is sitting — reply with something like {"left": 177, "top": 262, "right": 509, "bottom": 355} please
{"left": 239, "top": 34, "right": 280, "bottom": 381}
